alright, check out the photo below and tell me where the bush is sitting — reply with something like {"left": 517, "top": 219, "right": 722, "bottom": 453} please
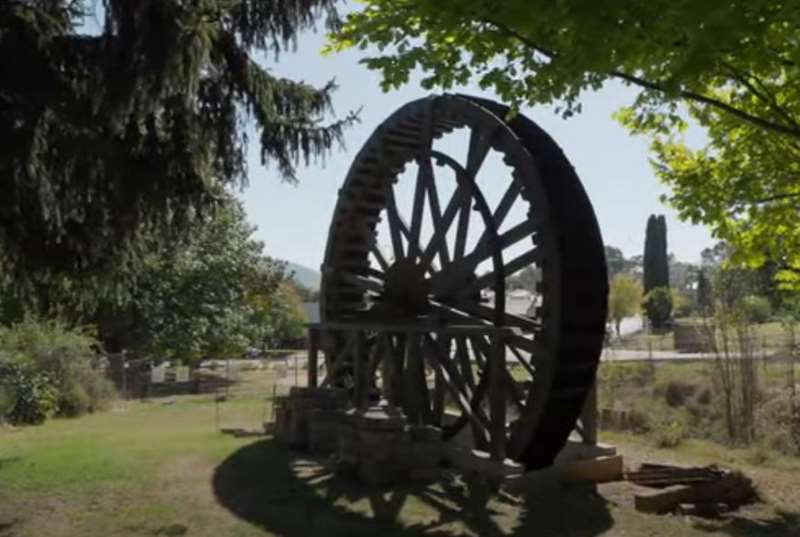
{"left": 648, "top": 408, "right": 689, "bottom": 448}
{"left": 739, "top": 295, "right": 772, "bottom": 324}
{"left": 643, "top": 287, "right": 673, "bottom": 331}
{"left": 0, "top": 319, "right": 115, "bottom": 422}
{"left": 57, "top": 383, "right": 91, "bottom": 417}
{"left": 662, "top": 380, "right": 697, "bottom": 407}
{"left": 0, "top": 383, "right": 13, "bottom": 421}
{"left": 0, "top": 361, "right": 58, "bottom": 425}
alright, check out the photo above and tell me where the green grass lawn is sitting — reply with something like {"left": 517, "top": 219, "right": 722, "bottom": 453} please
{"left": 2, "top": 368, "right": 799, "bottom": 537}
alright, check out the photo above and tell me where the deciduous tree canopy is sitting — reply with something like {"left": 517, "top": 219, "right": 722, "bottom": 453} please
{"left": 329, "top": 1, "right": 800, "bottom": 285}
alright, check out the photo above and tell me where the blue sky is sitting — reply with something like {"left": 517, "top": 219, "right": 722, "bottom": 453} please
{"left": 238, "top": 29, "right": 715, "bottom": 271}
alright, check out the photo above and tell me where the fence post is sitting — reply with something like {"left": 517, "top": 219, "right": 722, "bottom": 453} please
{"left": 308, "top": 327, "right": 319, "bottom": 388}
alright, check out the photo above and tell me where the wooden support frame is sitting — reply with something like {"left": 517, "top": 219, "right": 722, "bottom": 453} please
{"left": 304, "top": 320, "right": 601, "bottom": 463}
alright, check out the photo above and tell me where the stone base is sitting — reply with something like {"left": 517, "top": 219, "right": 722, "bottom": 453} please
{"left": 274, "top": 387, "right": 348, "bottom": 449}
{"left": 335, "top": 406, "right": 444, "bottom": 486}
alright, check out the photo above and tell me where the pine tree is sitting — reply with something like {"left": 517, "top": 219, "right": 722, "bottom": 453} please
{"left": 0, "top": 0, "right": 354, "bottom": 296}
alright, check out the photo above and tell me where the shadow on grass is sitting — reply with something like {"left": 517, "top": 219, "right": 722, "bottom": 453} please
{"left": 212, "top": 439, "right": 614, "bottom": 537}
{"left": 691, "top": 509, "right": 800, "bottom": 537}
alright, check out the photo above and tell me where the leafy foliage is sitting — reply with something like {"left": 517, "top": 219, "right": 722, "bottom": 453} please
{"left": 739, "top": 295, "right": 772, "bottom": 324}
{"left": 697, "top": 268, "right": 713, "bottom": 315}
{"left": 0, "top": 318, "right": 114, "bottom": 423}
{"left": 329, "top": 1, "right": 800, "bottom": 283}
{"left": 0, "top": 0, "right": 354, "bottom": 293}
{"left": 604, "top": 246, "right": 626, "bottom": 279}
{"left": 608, "top": 274, "right": 642, "bottom": 337}
{"left": 643, "top": 286, "right": 673, "bottom": 331}
{"left": 0, "top": 361, "right": 58, "bottom": 425}
{"left": 96, "top": 197, "right": 304, "bottom": 362}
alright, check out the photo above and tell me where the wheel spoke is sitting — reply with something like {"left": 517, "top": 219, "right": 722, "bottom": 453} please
{"left": 337, "top": 271, "right": 384, "bottom": 294}
{"left": 429, "top": 219, "right": 537, "bottom": 295}
{"left": 471, "top": 335, "right": 526, "bottom": 413}
{"left": 408, "top": 164, "right": 428, "bottom": 259}
{"left": 465, "top": 126, "right": 493, "bottom": 177}
{"left": 420, "top": 182, "right": 465, "bottom": 271}
{"left": 422, "top": 156, "right": 450, "bottom": 269}
{"left": 459, "top": 246, "right": 541, "bottom": 296}
{"left": 507, "top": 343, "right": 537, "bottom": 379}
{"left": 453, "top": 186, "right": 471, "bottom": 260}
{"left": 385, "top": 184, "right": 408, "bottom": 260}
{"left": 371, "top": 244, "right": 390, "bottom": 272}
{"left": 439, "top": 300, "right": 542, "bottom": 333}
{"left": 422, "top": 334, "right": 491, "bottom": 445}
{"left": 455, "top": 337, "right": 476, "bottom": 389}
{"left": 472, "top": 179, "right": 523, "bottom": 256}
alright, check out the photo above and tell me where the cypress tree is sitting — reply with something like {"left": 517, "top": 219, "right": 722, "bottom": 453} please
{"left": 644, "top": 214, "right": 670, "bottom": 294}
{"left": 0, "top": 0, "right": 354, "bottom": 297}
{"left": 697, "top": 268, "right": 712, "bottom": 314}
{"left": 643, "top": 215, "right": 657, "bottom": 294}
{"left": 655, "top": 215, "right": 670, "bottom": 289}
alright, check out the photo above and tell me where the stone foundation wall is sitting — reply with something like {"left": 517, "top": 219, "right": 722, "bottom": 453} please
{"left": 274, "top": 387, "right": 348, "bottom": 448}
{"left": 275, "top": 396, "right": 444, "bottom": 486}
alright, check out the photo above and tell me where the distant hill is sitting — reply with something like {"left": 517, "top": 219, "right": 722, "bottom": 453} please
{"left": 285, "top": 261, "right": 321, "bottom": 291}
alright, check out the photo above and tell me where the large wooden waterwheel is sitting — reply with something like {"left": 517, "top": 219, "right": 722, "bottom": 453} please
{"left": 319, "top": 94, "right": 608, "bottom": 470}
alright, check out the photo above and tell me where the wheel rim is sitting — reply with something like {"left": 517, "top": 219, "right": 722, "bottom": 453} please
{"left": 320, "top": 94, "right": 608, "bottom": 469}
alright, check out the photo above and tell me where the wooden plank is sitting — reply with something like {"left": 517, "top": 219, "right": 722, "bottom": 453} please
{"left": 408, "top": 164, "right": 427, "bottom": 258}
{"left": 461, "top": 247, "right": 541, "bottom": 296}
{"left": 308, "top": 327, "right": 319, "bottom": 388}
{"left": 507, "top": 342, "right": 537, "bottom": 379}
{"left": 421, "top": 156, "right": 450, "bottom": 269}
{"left": 419, "top": 183, "right": 464, "bottom": 270}
{"left": 489, "top": 332, "right": 507, "bottom": 460}
{"left": 353, "top": 330, "right": 366, "bottom": 408}
{"left": 445, "top": 301, "right": 542, "bottom": 333}
{"left": 471, "top": 180, "right": 522, "bottom": 255}
{"left": 428, "top": 218, "right": 537, "bottom": 295}
{"left": 402, "top": 332, "right": 422, "bottom": 422}
{"left": 454, "top": 186, "right": 471, "bottom": 260}
{"left": 432, "top": 336, "right": 448, "bottom": 424}
{"left": 320, "top": 332, "right": 355, "bottom": 387}
{"left": 455, "top": 337, "right": 476, "bottom": 389}
{"left": 384, "top": 184, "right": 406, "bottom": 260}
{"left": 370, "top": 244, "right": 390, "bottom": 272}
{"left": 465, "top": 126, "right": 493, "bottom": 177}
{"left": 473, "top": 335, "right": 526, "bottom": 414}
{"left": 421, "top": 335, "right": 491, "bottom": 442}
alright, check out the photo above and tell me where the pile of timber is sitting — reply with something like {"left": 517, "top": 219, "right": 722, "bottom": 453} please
{"left": 629, "top": 463, "right": 756, "bottom": 515}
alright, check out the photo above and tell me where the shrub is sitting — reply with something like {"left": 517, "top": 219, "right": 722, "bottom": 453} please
{"left": 662, "top": 380, "right": 697, "bottom": 407}
{"left": 648, "top": 408, "right": 689, "bottom": 448}
{"left": 57, "top": 383, "right": 91, "bottom": 417}
{"left": 643, "top": 287, "right": 673, "bottom": 331}
{"left": 739, "top": 295, "right": 772, "bottom": 324}
{"left": 0, "top": 361, "right": 58, "bottom": 425}
{"left": 0, "top": 319, "right": 115, "bottom": 421}
{"left": 0, "top": 383, "right": 12, "bottom": 421}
